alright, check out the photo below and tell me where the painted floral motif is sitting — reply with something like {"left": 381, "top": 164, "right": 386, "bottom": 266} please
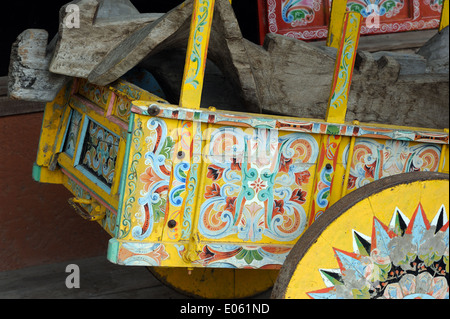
{"left": 184, "top": 0, "right": 212, "bottom": 89}
{"left": 345, "top": 140, "right": 441, "bottom": 191}
{"left": 78, "top": 79, "right": 110, "bottom": 109}
{"left": 199, "top": 127, "right": 319, "bottom": 243}
{"left": 132, "top": 118, "right": 174, "bottom": 240}
{"left": 197, "top": 244, "right": 291, "bottom": 268}
{"left": 250, "top": 178, "right": 267, "bottom": 193}
{"left": 114, "top": 94, "right": 132, "bottom": 122}
{"left": 118, "top": 242, "right": 169, "bottom": 266}
{"left": 347, "top": 0, "right": 405, "bottom": 18}
{"left": 290, "top": 188, "right": 307, "bottom": 205}
{"left": 81, "top": 120, "right": 120, "bottom": 187}
{"left": 424, "top": 0, "right": 444, "bottom": 11}
{"left": 63, "top": 109, "right": 82, "bottom": 158}
{"left": 308, "top": 204, "right": 449, "bottom": 299}
{"left": 205, "top": 183, "right": 221, "bottom": 199}
{"left": 294, "top": 170, "right": 310, "bottom": 186}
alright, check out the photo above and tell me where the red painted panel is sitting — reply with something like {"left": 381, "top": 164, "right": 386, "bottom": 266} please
{"left": 258, "top": 0, "right": 443, "bottom": 44}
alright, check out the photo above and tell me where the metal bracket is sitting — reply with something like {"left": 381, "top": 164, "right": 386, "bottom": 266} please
{"left": 68, "top": 197, "right": 106, "bottom": 221}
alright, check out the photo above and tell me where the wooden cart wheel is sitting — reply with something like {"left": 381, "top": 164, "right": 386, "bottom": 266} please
{"left": 148, "top": 267, "right": 279, "bottom": 299}
{"left": 272, "top": 172, "right": 449, "bottom": 299}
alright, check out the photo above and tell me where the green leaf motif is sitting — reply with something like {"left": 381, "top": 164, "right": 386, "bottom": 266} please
{"left": 291, "top": 10, "right": 306, "bottom": 21}
{"left": 152, "top": 197, "right": 166, "bottom": 223}
{"left": 160, "top": 137, "right": 175, "bottom": 159}
{"left": 236, "top": 249, "right": 264, "bottom": 265}
{"left": 347, "top": 3, "right": 365, "bottom": 13}
{"left": 381, "top": 0, "right": 397, "bottom": 13}
{"left": 326, "top": 125, "right": 340, "bottom": 136}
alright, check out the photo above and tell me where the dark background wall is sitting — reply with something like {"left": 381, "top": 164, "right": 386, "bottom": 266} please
{"left": 0, "top": 0, "right": 260, "bottom": 76}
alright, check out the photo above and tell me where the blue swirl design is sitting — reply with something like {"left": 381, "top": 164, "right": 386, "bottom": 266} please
{"left": 132, "top": 118, "right": 172, "bottom": 241}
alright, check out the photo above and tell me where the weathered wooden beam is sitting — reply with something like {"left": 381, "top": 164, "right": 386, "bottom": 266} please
{"left": 1, "top": 76, "right": 45, "bottom": 116}
{"left": 314, "top": 29, "right": 439, "bottom": 52}
{"left": 49, "top": 0, "right": 161, "bottom": 78}
{"left": 8, "top": 29, "right": 68, "bottom": 102}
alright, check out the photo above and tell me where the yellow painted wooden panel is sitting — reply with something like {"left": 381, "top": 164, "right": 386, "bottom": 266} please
{"left": 36, "top": 83, "right": 72, "bottom": 167}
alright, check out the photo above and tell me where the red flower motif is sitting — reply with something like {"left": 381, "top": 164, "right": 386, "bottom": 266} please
{"left": 294, "top": 170, "right": 311, "bottom": 186}
{"left": 230, "top": 158, "right": 241, "bottom": 171}
{"left": 207, "top": 165, "right": 224, "bottom": 181}
{"left": 250, "top": 178, "right": 266, "bottom": 193}
{"left": 364, "top": 162, "right": 377, "bottom": 179}
{"left": 347, "top": 174, "right": 357, "bottom": 190}
{"left": 224, "top": 197, "right": 237, "bottom": 213}
{"left": 290, "top": 188, "right": 307, "bottom": 204}
{"left": 140, "top": 167, "right": 163, "bottom": 192}
{"left": 205, "top": 183, "right": 221, "bottom": 199}
{"left": 279, "top": 154, "right": 292, "bottom": 173}
{"left": 273, "top": 199, "right": 285, "bottom": 216}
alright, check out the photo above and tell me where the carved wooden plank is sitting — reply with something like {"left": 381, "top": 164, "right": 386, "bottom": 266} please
{"left": 87, "top": 0, "right": 195, "bottom": 86}
{"left": 8, "top": 29, "right": 68, "bottom": 102}
{"left": 49, "top": 0, "right": 161, "bottom": 79}
{"left": 417, "top": 25, "right": 449, "bottom": 74}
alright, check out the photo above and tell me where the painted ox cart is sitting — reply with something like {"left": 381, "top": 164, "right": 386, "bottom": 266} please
{"left": 31, "top": 0, "right": 449, "bottom": 298}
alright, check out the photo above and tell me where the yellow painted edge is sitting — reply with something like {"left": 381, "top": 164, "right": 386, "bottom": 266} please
{"left": 326, "top": 0, "right": 348, "bottom": 48}
{"left": 111, "top": 138, "right": 127, "bottom": 196}
{"left": 32, "top": 164, "right": 65, "bottom": 184}
{"left": 179, "top": 0, "right": 216, "bottom": 109}
{"left": 326, "top": 12, "right": 362, "bottom": 124}
{"left": 440, "top": 0, "right": 449, "bottom": 31}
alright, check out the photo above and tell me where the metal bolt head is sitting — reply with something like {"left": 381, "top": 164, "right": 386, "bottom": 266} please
{"left": 168, "top": 220, "right": 177, "bottom": 228}
{"left": 177, "top": 150, "right": 185, "bottom": 159}
{"left": 147, "top": 105, "right": 160, "bottom": 116}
